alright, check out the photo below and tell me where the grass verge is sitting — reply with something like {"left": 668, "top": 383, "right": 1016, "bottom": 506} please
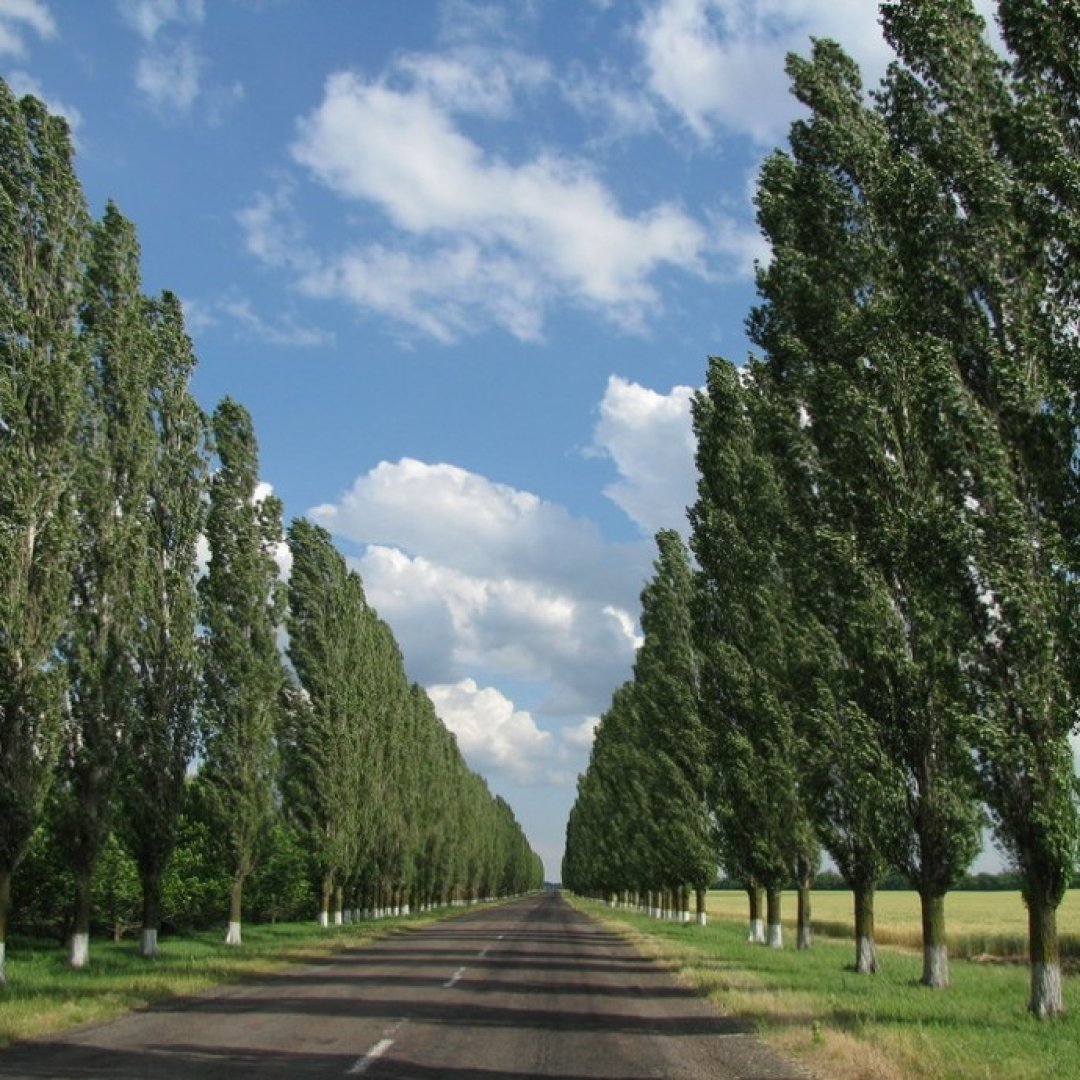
{"left": 0, "top": 912, "right": 443, "bottom": 1049}
{"left": 569, "top": 895, "right": 1080, "bottom": 1080}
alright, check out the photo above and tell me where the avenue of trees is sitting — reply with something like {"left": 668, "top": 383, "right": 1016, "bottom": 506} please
{"left": 564, "top": 0, "right": 1080, "bottom": 1020}
{"left": 0, "top": 77, "right": 542, "bottom": 985}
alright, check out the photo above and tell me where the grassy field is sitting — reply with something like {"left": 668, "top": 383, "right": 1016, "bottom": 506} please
{"left": 573, "top": 893, "right": 1079, "bottom": 1080}
{"left": 707, "top": 888, "right": 1080, "bottom": 960}
{"left": 0, "top": 914, "right": 437, "bottom": 1049}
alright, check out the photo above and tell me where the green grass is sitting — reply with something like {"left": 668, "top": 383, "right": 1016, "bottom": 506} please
{"left": 571, "top": 896, "right": 1080, "bottom": 1080}
{"left": 0, "top": 913, "right": 440, "bottom": 1048}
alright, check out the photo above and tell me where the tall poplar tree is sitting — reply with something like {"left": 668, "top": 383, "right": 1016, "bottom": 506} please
{"left": 57, "top": 202, "right": 155, "bottom": 969}
{"left": 0, "top": 83, "right": 88, "bottom": 985}
{"left": 118, "top": 291, "right": 206, "bottom": 958}
{"left": 200, "top": 398, "right": 286, "bottom": 946}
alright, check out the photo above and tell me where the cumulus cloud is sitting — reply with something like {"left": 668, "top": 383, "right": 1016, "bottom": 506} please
{"left": 590, "top": 375, "right": 698, "bottom": 537}
{"left": 636, "top": 0, "right": 999, "bottom": 145}
{"left": 238, "top": 39, "right": 707, "bottom": 343}
{"left": 427, "top": 679, "right": 558, "bottom": 784}
{"left": 0, "top": 0, "right": 54, "bottom": 58}
{"left": 310, "top": 458, "right": 647, "bottom": 722}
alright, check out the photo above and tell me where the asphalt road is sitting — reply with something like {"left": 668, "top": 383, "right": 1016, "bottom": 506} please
{"left": 0, "top": 892, "right": 807, "bottom": 1079}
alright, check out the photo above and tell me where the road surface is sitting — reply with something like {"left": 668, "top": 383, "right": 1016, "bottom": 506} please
{"left": 0, "top": 892, "right": 806, "bottom": 1079}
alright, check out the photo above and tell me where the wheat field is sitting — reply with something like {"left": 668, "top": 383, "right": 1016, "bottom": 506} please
{"left": 707, "top": 888, "right": 1080, "bottom": 959}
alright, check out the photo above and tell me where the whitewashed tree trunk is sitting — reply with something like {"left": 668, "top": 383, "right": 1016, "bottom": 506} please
{"left": 697, "top": 912, "right": 708, "bottom": 926}
{"left": 1030, "top": 962, "right": 1063, "bottom": 1020}
{"left": 318, "top": 911, "right": 329, "bottom": 928}
{"left": 334, "top": 910, "right": 343, "bottom": 926}
{"left": 856, "top": 935, "right": 878, "bottom": 974}
{"left": 140, "top": 928, "right": 158, "bottom": 959}
{"left": 69, "top": 932, "right": 90, "bottom": 969}
{"left": 748, "top": 918, "right": 765, "bottom": 943}
{"left": 226, "top": 920, "right": 242, "bottom": 946}
{"left": 0, "top": 941, "right": 5, "bottom": 986}
{"left": 767, "top": 923, "right": 783, "bottom": 948}
{"left": 923, "top": 943, "right": 948, "bottom": 988}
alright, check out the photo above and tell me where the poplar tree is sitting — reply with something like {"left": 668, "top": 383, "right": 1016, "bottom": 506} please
{"left": 200, "top": 398, "right": 286, "bottom": 946}
{"left": 0, "top": 83, "right": 88, "bottom": 985}
{"left": 753, "top": 34, "right": 985, "bottom": 988}
{"left": 57, "top": 202, "right": 155, "bottom": 969}
{"left": 876, "top": 0, "right": 1080, "bottom": 1016}
{"left": 283, "top": 518, "right": 366, "bottom": 927}
{"left": 634, "top": 530, "right": 715, "bottom": 923}
{"left": 689, "top": 359, "right": 818, "bottom": 949}
{"left": 118, "top": 292, "right": 206, "bottom": 958}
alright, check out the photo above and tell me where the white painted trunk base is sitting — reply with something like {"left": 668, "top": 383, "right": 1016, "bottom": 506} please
{"left": 923, "top": 943, "right": 948, "bottom": 987}
{"left": 697, "top": 912, "right": 707, "bottom": 926}
{"left": 334, "top": 911, "right": 343, "bottom": 926}
{"left": 318, "top": 911, "right": 329, "bottom": 928}
{"left": 856, "top": 935, "right": 877, "bottom": 973}
{"left": 797, "top": 924, "right": 812, "bottom": 950}
{"left": 140, "top": 928, "right": 158, "bottom": 958}
{"left": 1030, "top": 962, "right": 1063, "bottom": 1018}
{"left": 226, "top": 920, "right": 242, "bottom": 946}
{"left": 767, "top": 922, "right": 783, "bottom": 948}
{"left": 69, "top": 932, "right": 90, "bottom": 968}
{"left": 748, "top": 918, "right": 765, "bottom": 943}
{"left": 402, "top": 904, "right": 410, "bottom": 916}
{"left": 0, "top": 941, "right": 6, "bottom": 985}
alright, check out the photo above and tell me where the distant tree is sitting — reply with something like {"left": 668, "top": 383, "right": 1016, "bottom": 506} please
{"left": 118, "top": 291, "right": 207, "bottom": 958}
{"left": 282, "top": 518, "right": 368, "bottom": 927}
{"left": 0, "top": 82, "right": 89, "bottom": 986}
{"left": 199, "top": 398, "right": 286, "bottom": 946}
{"left": 634, "top": 529, "right": 715, "bottom": 924}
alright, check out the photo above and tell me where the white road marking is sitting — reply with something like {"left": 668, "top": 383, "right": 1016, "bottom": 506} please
{"left": 443, "top": 965, "right": 467, "bottom": 988}
{"left": 347, "top": 1038, "right": 393, "bottom": 1075}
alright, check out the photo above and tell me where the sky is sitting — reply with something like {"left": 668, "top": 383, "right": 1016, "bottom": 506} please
{"left": 3, "top": 0, "right": 1002, "bottom": 881}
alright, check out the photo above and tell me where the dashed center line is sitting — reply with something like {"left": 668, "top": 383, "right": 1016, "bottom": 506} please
{"left": 443, "top": 965, "right": 467, "bottom": 989}
{"left": 346, "top": 1037, "right": 393, "bottom": 1075}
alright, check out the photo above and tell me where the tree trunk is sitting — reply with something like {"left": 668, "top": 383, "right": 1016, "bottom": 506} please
{"left": 226, "top": 877, "right": 243, "bottom": 946}
{"left": 746, "top": 882, "right": 764, "bottom": 943}
{"left": 140, "top": 869, "right": 162, "bottom": 959}
{"left": 69, "top": 865, "right": 92, "bottom": 969}
{"left": 919, "top": 889, "right": 948, "bottom": 988}
{"left": 0, "top": 867, "right": 10, "bottom": 987}
{"left": 319, "top": 873, "right": 332, "bottom": 928}
{"left": 334, "top": 884, "right": 344, "bottom": 925}
{"left": 796, "top": 861, "right": 812, "bottom": 950}
{"left": 695, "top": 886, "right": 707, "bottom": 926}
{"left": 853, "top": 882, "right": 879, "bottom": 974}
{"left": 766, "top": 886, "right": 783, "bottom": 948}
{"left": 1027, "top": 892, "right": 1064, "bottom": 1018}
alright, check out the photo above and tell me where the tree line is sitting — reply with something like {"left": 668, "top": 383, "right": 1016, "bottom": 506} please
{"left": 564, "top": 0, "right": 1079, "bottom": 1020}
{"left": 0, "top": 77, "right": 542, "bottom": 985}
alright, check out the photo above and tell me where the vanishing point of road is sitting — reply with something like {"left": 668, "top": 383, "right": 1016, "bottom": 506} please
{"left": 0, "top": 893, "right": 806, "bottom": 1079}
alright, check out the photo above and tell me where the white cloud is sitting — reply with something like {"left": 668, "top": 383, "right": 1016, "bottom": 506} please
{"left": 116, "top": 0, "right": 204, "bottom": 41}
{"left": 590, "top": 375, "right": 698, "bottom": 536}
{"left": 0, "top": 0, "right": 54, "bottom": 57}
{"left": 636, "top": 0, "right": 1001, "bottom": 145}
{"left": 427, "top": 679, "right": 557, "bottom": 784}
{"left": 244, "top": 55, "right": 706, "bottom": 342}
{"left": 311, "top": 458, "right": 648, "bottom": 720}
{"left": 561, "top": 714, "right": 600, "bottom": 751}
{"left": 135, "top": 40, "right": 201, "bottom": 113}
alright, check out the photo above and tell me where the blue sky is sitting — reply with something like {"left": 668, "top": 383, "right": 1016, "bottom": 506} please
{"left": 4, "top": 0, "right": 1000, "bottom": 880}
